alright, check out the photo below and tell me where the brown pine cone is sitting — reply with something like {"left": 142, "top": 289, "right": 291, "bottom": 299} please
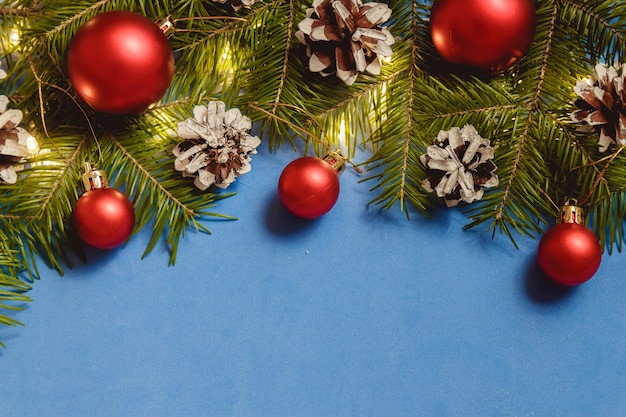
{"left": 0, "top": 95, "right": 34, "bottom": 184}
{"left": 295, "top": 0, "right": 394, "bottom": 85}
{"left": 571, "top": 63, "right": 626, "bottom": 152}
{"left": 211, "top": 0, "right": 258, "bottom": 11}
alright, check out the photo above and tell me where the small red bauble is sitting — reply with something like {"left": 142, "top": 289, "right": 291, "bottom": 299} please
{"left": 537, "top": 221, "right": 602, "bottom": 286}
{"left": 67, "top": 11, "right": 174, "bottom": 115}
{"left": 73, "top": 188, "right": 136, "bottom": 249}
{"left": 430, "top": 0, "right": 536, "bottom": 73}
{"left": 278, "top": 156, "right": 341, "bottom": 219}
{"left": 72, "top": 164, "right": 135, "bottom": 249}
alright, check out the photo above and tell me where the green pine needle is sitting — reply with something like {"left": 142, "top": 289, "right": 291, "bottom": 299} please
{"left": 1, "top": 0, "right": 626, "bottom": 345}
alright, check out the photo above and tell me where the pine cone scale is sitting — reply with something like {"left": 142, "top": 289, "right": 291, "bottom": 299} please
{"left": 332, "top": 1, "right": 357, "bottom": 33}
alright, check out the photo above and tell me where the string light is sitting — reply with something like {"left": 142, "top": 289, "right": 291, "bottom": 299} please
{"left": 221, "top": 44, "right": 231, "bottom": 61}
{"left": 338, "top": 117, "right": 347, "bottom": 146}
{"left": 25, "top": 135, "right": 39, "bottom": 156}
{"left": 9, "top": 28, "right": 20, "bottom": 46}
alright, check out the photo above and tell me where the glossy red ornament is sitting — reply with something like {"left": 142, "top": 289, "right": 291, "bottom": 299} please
{"left": 430, "top": 0, "right": 536, "bottom": 73}
{"left": 67, "top": 11, "right": 174, "bottom": 115}
{"left": 73, "top": 165, "right": 135, "bottom": 249}
{"left": 537, "top": 205, "right": 602, "bottom": 286}
{"left": 278, "top": 154, "right": 343, "bottom": 219}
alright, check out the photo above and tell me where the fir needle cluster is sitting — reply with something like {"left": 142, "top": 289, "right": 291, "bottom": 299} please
{"left": 0, "top": 0, "right": 625, "bottom": 343}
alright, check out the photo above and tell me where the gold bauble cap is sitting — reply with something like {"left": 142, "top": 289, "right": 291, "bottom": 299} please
{"left": 560, "top": 200, "right": 584, "bottom": 225}
{"left": 80, "top": 162, "right": 109, "bottom": 192}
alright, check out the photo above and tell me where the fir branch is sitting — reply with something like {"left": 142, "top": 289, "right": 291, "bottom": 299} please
{"left": 43, "top": 0, "right": 112, "bottom": 40}
{"left": 104, "top": 108, "right": 237, "bottom": 265}
{"left": 269, "top": 0, "right": 295, "bottom": 113}
{"left": 2, "top": 0, "right": 626, "bottom": 345}
{"left": 349, "top": 0, "right": 432, "bottom": 214}
{"left": 393, "top": 0, "right": 421, "bottom": 215}
{"left": 559, "top": 0, "right": 626, "bottom": 62}
{"left": 108, "top": 133, "right": 196, "bottom": 219}
{"left": 238, "top": 0, "right": 309, "bottom": 147}
{"left": 0, "top": 6, "right": 37, "bottom": 17}
{"left": 249, "top": 101, "right": 363, "bottom": 172}
{"left": 304, "top": 70, "right": 399, "bottom": 156}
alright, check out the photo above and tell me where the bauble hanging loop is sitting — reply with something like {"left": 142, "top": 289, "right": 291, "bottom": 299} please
{"left": 278, "top": 151, "right": 345, "bottom": 219}
{"left": 537, "top": 201, "right": 602, "bottom": 286}
{"left": 72, "top": 163, "right": 136, "bottom": 250}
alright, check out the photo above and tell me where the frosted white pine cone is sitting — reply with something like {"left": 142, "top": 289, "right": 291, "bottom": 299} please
{"left": 420, "top": 125, "right": 498, "bottom": 207}
{"left": 173, "top": 101, "right": 261, "bottom": 190}
{"left": 0, "top": 95, "right": 35, "bottom": 184}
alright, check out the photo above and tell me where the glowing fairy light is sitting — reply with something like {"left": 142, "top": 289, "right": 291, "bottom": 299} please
{"left": 9, "top": 28, "right": 20, "bottom": 46}
{"left": 217, "top": 42, "right": 236, "bottom": 85}
{"left": 380, "top": 54, "right": 392, "bottom": 64}
{"left": 337, "top": 116, "right": 347, "bottom": 150}
{"left": 379, "top": 80, "right": 389, "bottom": 123}
{"left": 221, "top": 44, "right": 231, "bottom": 61}
{"left": 25, "top": 135, "right": 39, "bottom": 156}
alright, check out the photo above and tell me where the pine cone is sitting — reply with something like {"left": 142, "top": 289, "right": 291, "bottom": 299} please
{"left": 0, "top": 95, "right": 33, "bottom": 184}
{"left": 295, "top": 0, "right": 394, "bottom": 85}
{"left": 570, "top": 63, "right": 626, "bottom": 152}
{"left": 420, "top": 125, "right": 499, "bottom": 207}
{"left": 173, "top": 101, "right": 261, "bottom": 190}
{"left": 211, "top": 0, "right": 258, "bottom": 11}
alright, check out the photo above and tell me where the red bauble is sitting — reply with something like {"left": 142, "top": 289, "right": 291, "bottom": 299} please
{"left": 430, "top": 0, "right": 536, "bottom": 73}
{"left": 537, "top": 223, "right": 602, "bottom": 286}
{"left": 67, "top": 11, "right": 174, "bottom": 115}
{"left": 73, "top": 188, "right": 136, "bottom": 249}
{"left": 278, "top": 157, "right": 340, "bottom": 219}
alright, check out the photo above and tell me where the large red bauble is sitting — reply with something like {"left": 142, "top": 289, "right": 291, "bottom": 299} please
{"left": 67, "top": 11, "right": 174, "bottom": 115}
{"left": 278, "top": 157, "right": 340, "bottom": 219}
{"left": 73, "top": 188, "right": 136, "bottom": 249}
{"left": 430, "top": 0, "right": 536, "bottom": 73}
{"left": 537, "top": 223, "right": 602, "bottom": 286}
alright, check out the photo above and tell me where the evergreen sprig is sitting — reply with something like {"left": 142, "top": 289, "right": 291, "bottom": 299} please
{"left": 0, "top": 0, "right": 625, "bottom": 343}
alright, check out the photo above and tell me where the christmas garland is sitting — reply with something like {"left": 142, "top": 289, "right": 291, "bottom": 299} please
{"left": 0, "top": 0, "right": 625, "bottom": 344}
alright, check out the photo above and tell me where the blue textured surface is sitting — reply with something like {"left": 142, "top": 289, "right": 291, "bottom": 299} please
{"left": 2, "top": 141, "right": 626, "bottom": 417}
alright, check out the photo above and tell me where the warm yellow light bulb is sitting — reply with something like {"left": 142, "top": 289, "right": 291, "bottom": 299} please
{"left": 221, "top": 44, "right": 231, "bottom": 61}
{"left": 338, "top": 117, "right": 347, "bottom": 146}
{"left": 25, "top": 135, "right": 39, "bottom": 155}
{"left": 9, "top": 28, "right": 20, "bottom": 46}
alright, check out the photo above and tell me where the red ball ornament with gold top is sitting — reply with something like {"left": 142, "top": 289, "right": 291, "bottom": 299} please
{"left": 66, "top": 11, "right": 175, "bottom": 115}
{"left": 430, "top": 0, "right": 537, "bottom": 73}
{"left": 72, "top": 163, "right": 135, "bottom": 249}
{"left": 537, "top": 202, "right": 602, "bottom": 286}
{"left": 278, "top": 152, "right": 345, "bottom": 219}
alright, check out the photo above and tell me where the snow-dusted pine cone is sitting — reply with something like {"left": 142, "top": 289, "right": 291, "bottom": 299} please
{"left": 173, "top": 101, "right": 261, "bottom": 190}
{"left": 420, "top": 125, "right": 499, "bottom": 207}
{"left": 211, "top": 0, "right": 259, "bottom": 11}
{"left": 0, "top": 96, "right": 35, "bottom": 184}
{"left": 295, "top": 0, "right": 394, "bottom": 85}
{"left": 571, "top": 63, "right": 626, "bottom": 152}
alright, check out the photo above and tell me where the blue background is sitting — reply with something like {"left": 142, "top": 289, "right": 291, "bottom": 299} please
{"left": 2, "top": 140, "right": 626, "bottom": 417}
